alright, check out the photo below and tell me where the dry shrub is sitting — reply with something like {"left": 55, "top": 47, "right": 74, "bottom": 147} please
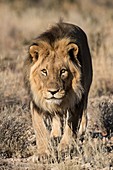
{"left": 87, "top": 96, "right": 113, "bottom": 137}
{"left": 0, "top": 103, "right": 35, "bottom": 159}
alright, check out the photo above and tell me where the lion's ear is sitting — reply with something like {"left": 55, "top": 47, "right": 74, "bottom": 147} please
{"left": 29, "top": 44, "right": 39, "bottom": 62}
{"left": 67, "top": 43, "right": 79, "bottom": 61}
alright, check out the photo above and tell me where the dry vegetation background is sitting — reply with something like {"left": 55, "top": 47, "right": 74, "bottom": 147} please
{"left": 0, "top": 0, "right": 113, "bottom": 169}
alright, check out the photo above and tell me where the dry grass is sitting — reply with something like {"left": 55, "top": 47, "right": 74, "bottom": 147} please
{"left": 0, "top": 0, "right": 113, "bottom": 169}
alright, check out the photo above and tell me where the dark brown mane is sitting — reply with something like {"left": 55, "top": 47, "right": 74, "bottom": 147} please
{"left": 35, "top": 22, "right": 86, "bottom": 47}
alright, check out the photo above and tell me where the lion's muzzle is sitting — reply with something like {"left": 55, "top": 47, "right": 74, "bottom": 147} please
{"left": 44, "top": 88, "right": 65, "bottom": 105}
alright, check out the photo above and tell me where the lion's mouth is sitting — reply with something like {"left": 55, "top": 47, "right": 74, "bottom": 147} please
{"left": 45, "top": 97, "right": 63, "bottom": 105}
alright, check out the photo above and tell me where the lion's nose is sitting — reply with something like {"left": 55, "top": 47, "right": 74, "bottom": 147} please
{"left": 48, "top": 89, "right": 59, "bottom": 95}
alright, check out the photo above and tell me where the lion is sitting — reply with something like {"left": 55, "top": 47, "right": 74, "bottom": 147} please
{"left": 24, "top": 22, "right": 92, "bottom": 161}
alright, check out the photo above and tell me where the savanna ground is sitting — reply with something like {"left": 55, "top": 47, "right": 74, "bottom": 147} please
{"left": 0, "top": 0, "right": 113, "bottom": 169}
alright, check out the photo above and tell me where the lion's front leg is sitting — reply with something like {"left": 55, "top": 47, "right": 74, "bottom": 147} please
{"left": 58, "top": 124, "right": 72, "bottom": 152}
{"left": 50, "top": 114, "right": 62, "bottom": 147}
{"left": 58, "top": 111, "right": 74, "bottom": 156}
{"left": 30, "top": 102, "right": 51, "bottom": 162}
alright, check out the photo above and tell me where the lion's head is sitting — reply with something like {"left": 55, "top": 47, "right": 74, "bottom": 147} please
{"left": 28, "top": 38, "right": 84, "bottom": 113}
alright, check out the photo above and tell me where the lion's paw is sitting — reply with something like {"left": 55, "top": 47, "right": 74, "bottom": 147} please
{"left": 31, "top": 151, "right": 57, "bottom": 164}
{"left": 57, "top": 142, "right": 76, "bottom": 161}
{"left": 57, "top": 143, "right": 70, "bottom": 160}
{"left": 31, "top": 150, "right": 50, "bottom": 163}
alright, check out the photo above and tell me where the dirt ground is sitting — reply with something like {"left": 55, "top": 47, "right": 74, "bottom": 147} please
{"left": 0, "top": 0, "right": 113, "bottom": 169}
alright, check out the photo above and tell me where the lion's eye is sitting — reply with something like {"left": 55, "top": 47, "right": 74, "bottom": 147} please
{"left": 61, "top": 69, "right": 67, "bottom": 74}
{"left": 60, "top": 68, "right": 68, "bottom": 78}
{"left": 41, "top": 69, "right": 47, "bottom": 76}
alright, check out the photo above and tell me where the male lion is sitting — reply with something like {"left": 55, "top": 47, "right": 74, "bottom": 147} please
{"left": 24, "top": 22, "right": 92, "bottom": 161}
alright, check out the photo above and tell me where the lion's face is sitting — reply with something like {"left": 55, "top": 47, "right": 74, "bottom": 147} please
{"left": 29, "top": 39, "right": 84, "bottom": 113}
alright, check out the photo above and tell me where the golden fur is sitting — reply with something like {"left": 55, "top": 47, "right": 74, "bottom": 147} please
{"left": 29, "top": 39, "right": 83, "bottom": 113}
{"left": 24, "top": 22, "right": 92, "bottom": 160}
